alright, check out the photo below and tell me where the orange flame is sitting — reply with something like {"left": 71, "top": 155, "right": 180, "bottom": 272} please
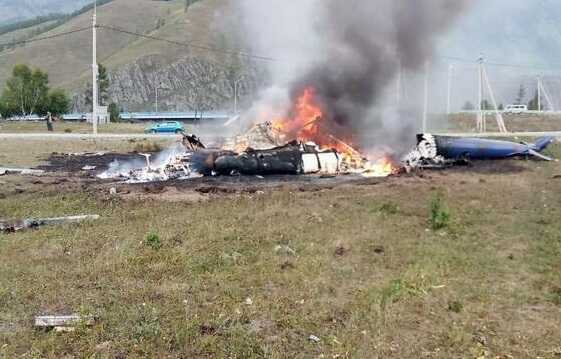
{"left": 273, "top": 87, "right": 353, "bottom": 155}
{"left": 272, "top": 87, "right": 399, "bottom": 177}
{"left": 362, "top": 155, "right": 397, "bottom": 178}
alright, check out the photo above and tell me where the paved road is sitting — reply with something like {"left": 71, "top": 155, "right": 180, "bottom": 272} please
{"left": 1, "top": 132, "right": 561, "bottom": 140}
{"left": 0, "top": 133, "right": 182, "bottom": 140}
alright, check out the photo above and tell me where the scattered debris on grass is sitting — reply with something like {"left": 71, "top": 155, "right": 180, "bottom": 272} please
{"left": 34, "top": 315, "right": 95, "bottom": 332}
{"left": 0, "top": 167, "right": 44, "bottom": 176}
{"left": 308, "top": 335, "right": 321, "bottom": 343}
{"left": 0, "top": 215, "right": 100, "bottom": 233}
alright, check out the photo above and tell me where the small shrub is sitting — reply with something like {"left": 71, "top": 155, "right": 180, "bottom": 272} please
{"left": 64, "top": 128, "right": 72, "bottom": 133}
{"left": 378, "top": 201, "right": 399, "bottom": 216}
{"left": 429, "top": 192, "right": 450, "bottom": 230}
{"left": 549, "top": 287, "right": 561, "bottom": 306}
{"left": 145, "top": 232, "right": 162, "bottom": 250}
{"left": 448, "top": 300, "right": 463, "bottom": 313}
{"left": 380, "top": 279, "right": 406, "bottom": 308}
{"left": 133, "top": 306, "right": 161, "bottom": 341}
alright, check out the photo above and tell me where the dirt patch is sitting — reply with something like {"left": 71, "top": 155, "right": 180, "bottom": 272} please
{"left": 119, "top": 186, "right": 208, "bottom": 203}
{"left": 447, "top": 159, "right": 530, "bottom": 175}
{"left": 36, "top": 152, "right": 148, "bottom": 174}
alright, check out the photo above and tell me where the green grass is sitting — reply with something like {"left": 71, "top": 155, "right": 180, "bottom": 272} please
{"left": 0, "top": 140, "right": 561, "bottom": 357}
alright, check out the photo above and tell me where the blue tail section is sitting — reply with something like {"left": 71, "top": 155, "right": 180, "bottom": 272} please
{"left": 533, "top": 137, "right": 555, "bottom": 152}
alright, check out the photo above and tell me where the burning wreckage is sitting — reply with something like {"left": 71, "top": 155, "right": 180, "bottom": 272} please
{"left": 98, "top": 87, "right": 398, "bottom": 183}
{"left": 98, "top": 126, "right": 397, "bottom": 183}
{"left": 97, "top": 88, "right": 555, "bottom": 183}
{"left": 97, "top": 129, "right": 555, "bottom": 184}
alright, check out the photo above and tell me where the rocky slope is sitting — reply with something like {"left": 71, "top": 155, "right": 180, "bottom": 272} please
{"left": 73, "top": 55, "right": 266, "bottom": 112}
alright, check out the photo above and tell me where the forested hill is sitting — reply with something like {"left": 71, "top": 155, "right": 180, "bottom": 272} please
{"left": 0, "top": 0, "right": 91, "bottom": 25}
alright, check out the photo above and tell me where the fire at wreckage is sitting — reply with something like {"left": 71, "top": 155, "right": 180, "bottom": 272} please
{"left": 98, "top": 123, "right": 397, "bottom": 183}
{"left": 95, "top": 82, "right": 553, "bottom": 183}
{"left": 96, "top": 127, "right": 555, "bottom": 184}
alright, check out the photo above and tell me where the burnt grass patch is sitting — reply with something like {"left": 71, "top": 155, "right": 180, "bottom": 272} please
{"left": 36, "top": 152, "right": 147, "bottom": 174}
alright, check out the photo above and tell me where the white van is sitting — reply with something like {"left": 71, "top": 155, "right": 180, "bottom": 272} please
{"left": 504, "top": 104, "right": 528, "bottom": 114}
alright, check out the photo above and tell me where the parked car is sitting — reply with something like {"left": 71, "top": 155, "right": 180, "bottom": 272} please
{"left": 144, "top": 121, "right": 185, "bottom": 134}
{"left": 504, "top": 104, "right": 528, "bottom": 114}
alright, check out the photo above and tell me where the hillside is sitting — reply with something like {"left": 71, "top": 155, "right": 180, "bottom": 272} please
{"left": 0, "top": 0, "right": 258, "bottom": 112}
{"left": 3, "top": 0, "right": 561, "bottom": 113}
{"left": 0, "top": 0, "right": 91, "bottom": 25}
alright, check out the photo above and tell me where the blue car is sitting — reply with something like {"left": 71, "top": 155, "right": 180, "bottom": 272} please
{"left": 144, "top": 121, "right": 185, "bottom": 134}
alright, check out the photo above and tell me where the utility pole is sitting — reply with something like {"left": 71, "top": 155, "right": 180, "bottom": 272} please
{"left": 396, "top": 61, "right": 402, "bottom": 108}
{"left": 537, "top": 76, "right": 542, "bottom": 112}
{"left": 482, "top": 64, "right": 506, "bottom": 133}
{"left": 422, "top": 60, "right": 429, "bottom": 133}
{"left": 477, "top": 56, "right": 484, "bottom": 132}
{"left": 155, "top": 83, "right": 161, "bottom": 113}
{"left": 446, "top": 64, "right": 454, "bottom": 115}
{"left": 233, "top": 79, "right": 242, "bottom": 114}
{"left": 539, "top": 79, "right": 555, "bottom": 112}
{"left": 91, "top": 0, "right": 98, "bottom": 134}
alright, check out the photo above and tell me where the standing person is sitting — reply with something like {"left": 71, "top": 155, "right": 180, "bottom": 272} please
{"left": 46, "top": 112, "right": 54, "bottom": 132}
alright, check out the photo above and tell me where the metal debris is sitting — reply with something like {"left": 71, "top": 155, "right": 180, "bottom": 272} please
{"left": 404, "top": 133, "right": 555, "bottom": 169}
{"left": 1, "top": 215, "right": 100, "bottom": 233}
{"left": 308, "top": 335, "right": 321, "bottom": 343}
{"left": 0, "top": 167, "right": 45, "bottom": 176}
{"left": 34, "top": 315, "right": 95, "bottom": 331}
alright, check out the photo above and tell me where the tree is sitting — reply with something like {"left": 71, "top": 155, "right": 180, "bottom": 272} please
{"left": 1, "top": 64, "right": 49, "bottom": 116}
{"left": 481, "top": 99, "right": 493, "bottom": 110}
{"left": 515, "top": 84, "right": 526, "bottom": 105}
{"left": 462, "top": 101, "right": 475, "bottom": 111}
{"left": 0, "top": 65, "right": 70, "bottom": 117}
{"left": 45, "top": 89, "right": 70, "bottom": 116}
{"left": 498, "top": 103, "right": 504, "bottom": 111}
{"left": 85, "top": 63, "right": 110, "bottom": 108}
{"left": 108, "top": 102, "right": 121, "bottom": 123}
{"left": 98, "top": 63, "right": 110, "bottom": 106}
{"left": 528, "top": 90, "right": 542, "bottom": 111}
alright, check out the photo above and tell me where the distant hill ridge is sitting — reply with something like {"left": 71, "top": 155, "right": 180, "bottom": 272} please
{"left": 0, "top": 0, "right": 94, "bottom": 26}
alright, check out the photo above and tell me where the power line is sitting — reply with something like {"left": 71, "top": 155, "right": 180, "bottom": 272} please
{"left": 0, "top": 26, "right": 92, "bottom": 49}
{"left": 98, "top": 24, "right": 277, "bottom": 63}
{"left": 440, "top": 54, "right": 561, "bottom": 71}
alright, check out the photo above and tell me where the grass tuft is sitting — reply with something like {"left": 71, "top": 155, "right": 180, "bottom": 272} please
{"left": 145, "top": 232, "right": 162, "bottom": 250}
{"left": 448, "top": 300, "right": 464, "bottom": 313}
{"left": 429, "top": 191, "right": 451, "bottom": 230}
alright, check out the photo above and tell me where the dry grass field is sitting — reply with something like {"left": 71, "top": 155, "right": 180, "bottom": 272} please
{"left": 0, "top": 133, "right": 560, "bottom": 357}
{"left": 432, "top": 113, "right": 561, "bottom": 133}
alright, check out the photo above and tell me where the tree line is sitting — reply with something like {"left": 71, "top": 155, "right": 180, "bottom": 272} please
{"left": 0, "top": 63, "right": 120, "bottom": 122}
{"left": 462, "top": 83, "right": 546, "bottom": 111}
{"left": 0, "top": 64, "right": 69, "bottom": 118}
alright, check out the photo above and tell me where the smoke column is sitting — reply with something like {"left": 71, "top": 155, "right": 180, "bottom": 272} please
{"left": 239, "top": 0, "right": 470, "bottom": 152}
